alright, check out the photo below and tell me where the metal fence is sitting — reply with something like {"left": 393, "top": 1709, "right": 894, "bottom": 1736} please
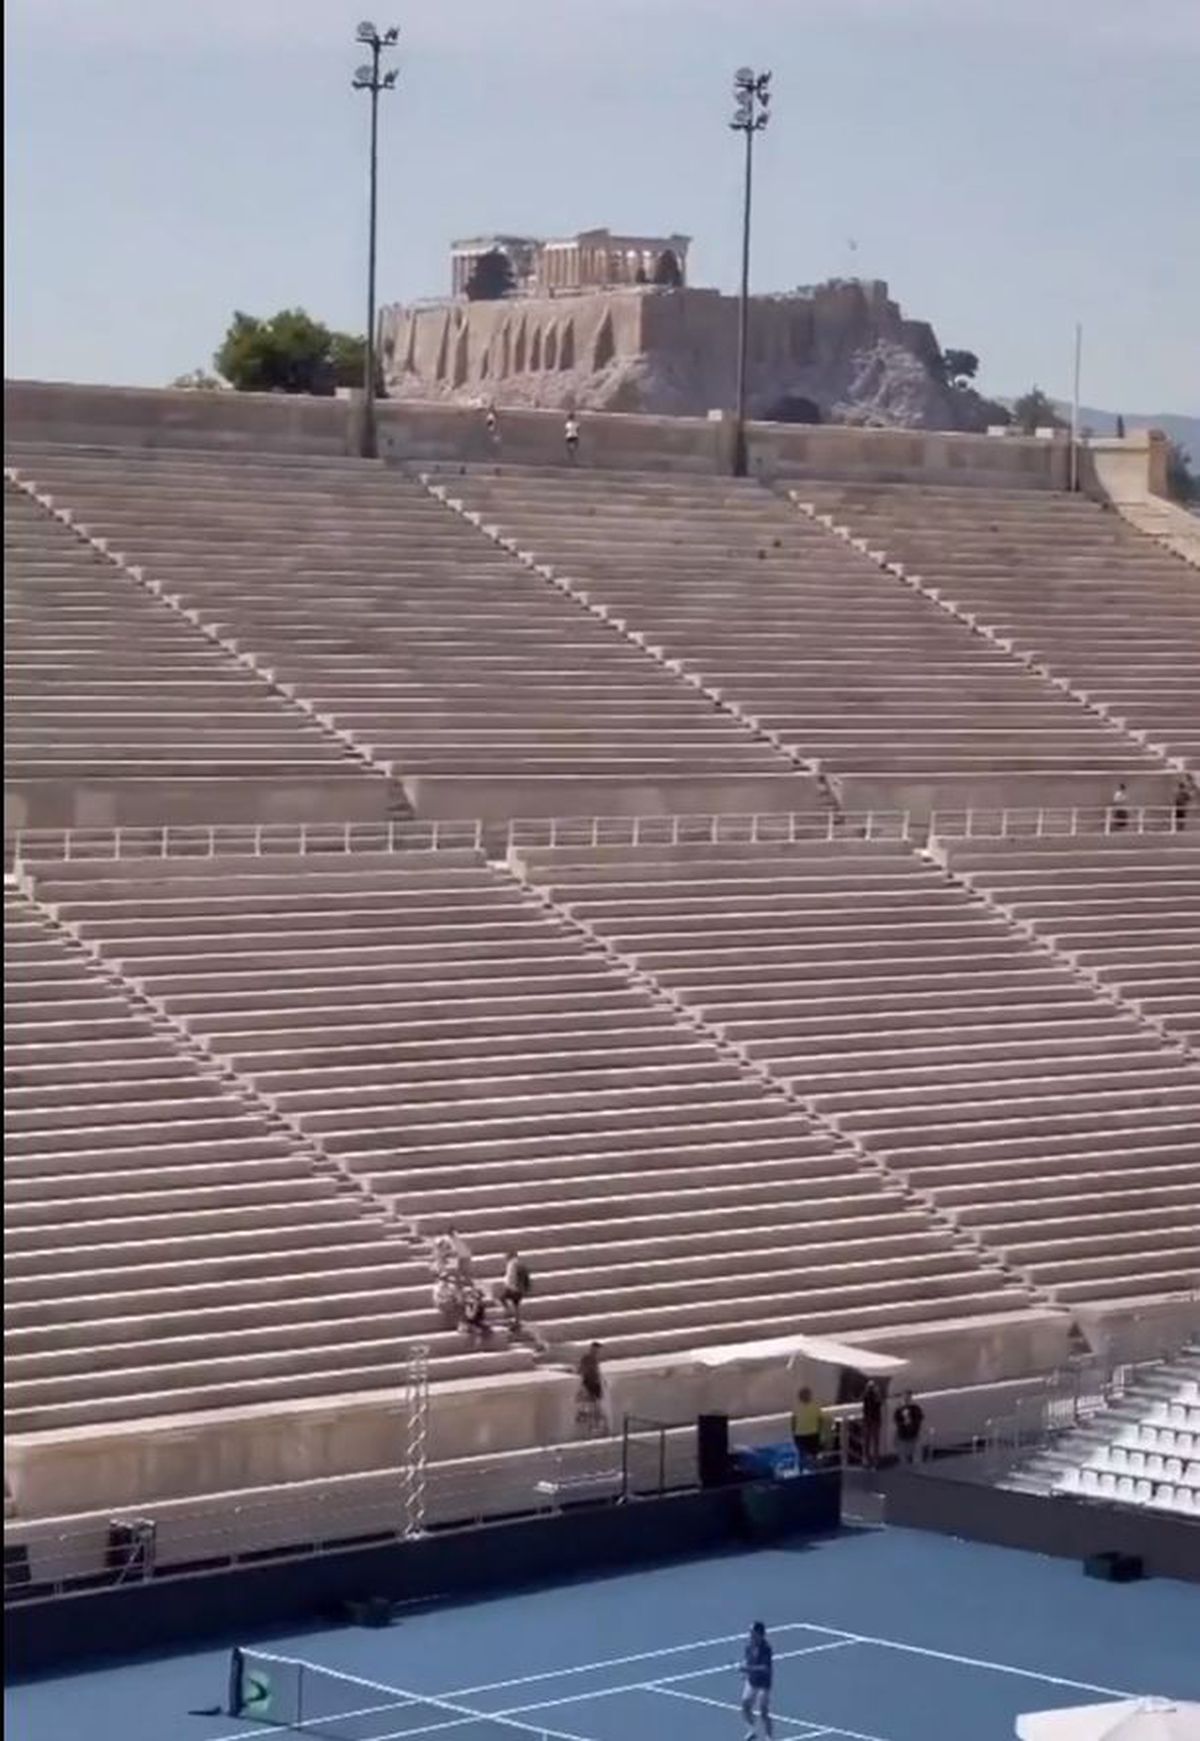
{"left": 4, "top": 1439, "right": 632, "bottom": 1605}
{"left": 7, "top": 803, "right": 1190, "bottom": 869}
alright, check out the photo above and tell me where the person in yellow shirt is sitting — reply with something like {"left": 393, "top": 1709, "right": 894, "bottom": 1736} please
{"left": 791, "top": 1387, "right": 824, "bottom": 1461}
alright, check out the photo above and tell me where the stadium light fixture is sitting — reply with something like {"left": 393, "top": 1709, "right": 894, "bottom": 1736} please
{"left": 729, "top": 67, "right": 772, "bottom": 478}
{"left": 351, "top": 22, "right": 400, "bottom": 458}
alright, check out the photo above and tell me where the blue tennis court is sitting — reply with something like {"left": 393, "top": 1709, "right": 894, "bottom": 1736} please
{"left": 7, "top": 1527, "right": 1200, "bottom": 1741}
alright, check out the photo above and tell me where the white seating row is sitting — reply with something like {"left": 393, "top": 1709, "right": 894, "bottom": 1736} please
{"left": 514, "top": 836, "right": 1200, "bottom": 1304}
{"left": 4, "top": 479, "right": 373, "bottom": 797}
{"left": 439, "top": 464, "right": 1160, "bottom": 812}
{"left": 1090, "top": 1444, "right": 1199, "bottom": 1482}
{"left": 1058, "top": 1466, "right": 1200, "bottom": 1514}
{"left": 942, "top": 836, "right": 1200, "bottom": 1045}
{"left": 798, "top": 480, "right": 1200, "bottom": 768}
{"left": 5, "top": 883, "right": 526, "bottom": 1435}
{"left": 17, "top": 847, "right": 1032, "bottom": 1377}
{"left": 5, "top": 446, "right": 804, "bottom": 813}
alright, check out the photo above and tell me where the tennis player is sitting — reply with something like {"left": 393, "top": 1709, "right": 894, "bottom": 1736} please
{"left": 741, "top": 1620, "right": 774, "bottom": 1738}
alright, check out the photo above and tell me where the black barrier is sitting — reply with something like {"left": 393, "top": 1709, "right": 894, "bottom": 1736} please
{"left": 881, "top": 1466, "right": 1200, "bottom": 1584}
{"left": 6, "top": 1473, "right": 841, "bottom": 1678}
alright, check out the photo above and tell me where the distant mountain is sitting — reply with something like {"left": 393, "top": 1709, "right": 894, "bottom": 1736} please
{"left": 1054, "top": 404, "right": 1199, "bottom": 458}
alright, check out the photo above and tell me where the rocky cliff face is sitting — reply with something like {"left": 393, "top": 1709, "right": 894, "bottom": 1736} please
{"left": 380, "top": 278, "right": 1006, "bottom": 433}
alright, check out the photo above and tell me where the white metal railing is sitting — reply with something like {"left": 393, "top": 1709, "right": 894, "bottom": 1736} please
{"left": 913, "top": 1351, "right": 1183, "bottom": 1488}
{"left": 5, "top": 804, "right": 1191, "bottom": 870}
{"left": 4, "top": 818, "right": 486, "bottom": 867}
{"left": 3, "top": 1429, "right": 694, "bottom": 1604}
{"left": 505, "top": 809, "right": 866, "bottom": 850}
{"left": 932, "top": 803, "right": 1191, "bottom": 843}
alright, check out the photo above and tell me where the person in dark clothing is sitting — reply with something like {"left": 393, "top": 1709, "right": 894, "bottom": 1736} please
{"left": 1173, "top": 779, "right": 1192, "bottom": 833}
{"left": 459, "top": 1284, "right": 490, "bottom": 1348}
{"left": 860, "top": 1379, "right": 884, "bottom": 1468}
{"left": 893, "top": 1391, "right": 925, "bottom": 1465}
{"left": 576, "top": 1341, "right": 605, "bottom": 1434}
{"left": 741, "top": 1620, "right": 774, "bottom": 1739}
{"left": 1109, "top": 783, "right": 1130, "bottom": 832}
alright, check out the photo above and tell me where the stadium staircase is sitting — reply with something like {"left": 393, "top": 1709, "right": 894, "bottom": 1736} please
{"left": 4, "top": 478, "right": 390, "bottom": 824}
{"left": 1001, "top": 1338, "right": 1200, "bottom": 1517}
{"left": 429, "top": 465, "right": 1172, "bottom": 817}
{"left": 934, "top": 834, "right": 1200, "bottom": 1048}
{"left": 791, "top": 482, "right": 1199, "bottom": 773}
{"left": 5, "top": 447, "right": 820, "bottom": 823}
{"left": 4, "top": 439, "right": 1197, "bottom": 1582}
{"left": 5, "top": 885, "right": 523, "bottom": 1438}
{"left": 513, "top": 836, "right": 1200, "bottom": 1306}
{"left": 12, "top": 849, "right": 1033, "bottom": 1375}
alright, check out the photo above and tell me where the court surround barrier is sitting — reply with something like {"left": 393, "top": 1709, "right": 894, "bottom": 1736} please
{"left": 5, "top": 804, "right": 1190, "bottom": 870}
{"left": 4, "top": 1351, "right": 1163, "bottom": 1606}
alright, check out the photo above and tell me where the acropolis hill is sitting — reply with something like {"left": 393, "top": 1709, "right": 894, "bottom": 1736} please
{"left": 379, "top": 275, "right": 1005, "bottom": 431}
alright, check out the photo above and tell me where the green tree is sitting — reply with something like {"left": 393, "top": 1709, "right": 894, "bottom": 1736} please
{"left": 464, "top": 249, "right": 517, "bottom": 302}
{"left": 329, "top": 331, "right": 372, "bottom": 390}
{"left": 1166, "top": 441, "right": 1199, "bottom": 506}
{"left": 1011, "top": 386, "right": 1066, "bottom": 435}
{"left": 652, "top": 248, "right": 684, "bottom": 288}
{"left": 214, "top": 309, "right": 371, "bottom": 396}
{"left": 941, "top": 348, "right": 979, "bottom": 388}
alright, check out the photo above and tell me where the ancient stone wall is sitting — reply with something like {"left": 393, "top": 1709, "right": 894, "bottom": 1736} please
{"left": 5, "top": 377, "right": 1109, "bottom": 495}
{"left": 378, "top": 278, "right": 999, "bottom": 431}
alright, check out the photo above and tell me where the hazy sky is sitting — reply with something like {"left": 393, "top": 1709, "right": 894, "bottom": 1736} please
{"left": 5, "top": 0, "right": 1198, "bottom": 412}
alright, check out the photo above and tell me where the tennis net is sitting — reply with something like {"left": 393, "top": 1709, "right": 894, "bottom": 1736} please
{"left": 227, "top": 1649, "right": 554, "bottom": 1741}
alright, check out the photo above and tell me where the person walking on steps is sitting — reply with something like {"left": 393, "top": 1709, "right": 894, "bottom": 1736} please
{"left": 1173, "top": 778, "right": 1192, "bottom": 833}
{"left": 499, "top": 1250, "right": 532, "bottom": 1333}
{"left": 564, "top": 414, "right": 580, "bottom": 464}
{"left": 740, "top": 1621, "right": 774, "bottom": 1739}
{"left": 575, "top": 1341, "right": 606, "bottom": 1435}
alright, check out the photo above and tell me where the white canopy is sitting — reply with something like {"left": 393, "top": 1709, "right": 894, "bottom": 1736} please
{"left": 681, "top": 1333, "right": 908, "bottom": 1375}
{"left": 1017, "top": 1699, "right": 1200, "bottom": 1741}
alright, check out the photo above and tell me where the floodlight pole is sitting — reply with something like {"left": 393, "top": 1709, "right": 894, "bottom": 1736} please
{"left": 1069, "top": 320, "right": 1083, "bottom": 494}
{"left": 352, "top": 23, "right": 399, "bottom": 460}
{"left": 729, "top": 68, "right": 771, "bottom": 478}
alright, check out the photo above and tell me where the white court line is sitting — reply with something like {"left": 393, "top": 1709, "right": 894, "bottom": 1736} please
{"left": 478, "top": 1638, "right": 860, "bottom": 1719}
{"left": 653, "top": 1684, "right": 876, "bottom": 1741}
{"left": 199, "top": 1612, "right": 1139, "bottom": 1741}
{"left": 198, "top": 1654, "right": 598, "bottom": 1741}
{"left": 781, "top": 1622, "right": 1138, "bottom": 1700}
{"left": 233, "top": 1640, "right": 868, "bottom": 1741}
{"left": 440, "top": 1620, "right": 829, "bottom": 1699}
{"left": 443, "top": 1614, "right": 1137, "bottom": 1705}
{"left": 198, "top": 1624, "right": 799, "bottom": 1740}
